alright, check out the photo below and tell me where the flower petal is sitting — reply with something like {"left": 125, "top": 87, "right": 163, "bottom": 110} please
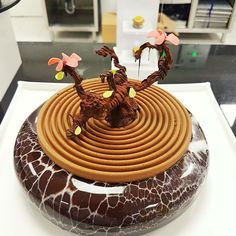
{"left": 66, "top": 57, "right": 78, "bottom": 68}
{"left": 147, "top": 30, "right": 159, "bottom": 38}
{"left": 71, "top": 53, "right": 82, "bottom": 61}
{"left": 56, "top": 60, "right": 64, "bottom": 71}
{"left": 165, "top": 33, "right": 180, "bottom": 45}
{"left": 156, "top": 32, "right": 165, "bottom": 45}
{"left": 48, "top": 57, "right": 60, "bottom": 66}
{"left": 62, "top": 52, "right": 69, "bottom": 61}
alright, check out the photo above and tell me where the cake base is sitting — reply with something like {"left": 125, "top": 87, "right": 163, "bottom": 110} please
{"left": 14, "top": 107, "right": 208, "bottom": 235}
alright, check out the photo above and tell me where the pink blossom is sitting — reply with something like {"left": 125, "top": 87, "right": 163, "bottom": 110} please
{"left": 48, "top": 53, "right": 82, "bottom": 71}
{"left": 148, "top": 29, "right": 179, "bottom": 46}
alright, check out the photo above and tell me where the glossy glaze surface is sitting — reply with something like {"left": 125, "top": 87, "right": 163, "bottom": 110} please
{"left": 14, "top": 106, "right": 208, "bottom": 235}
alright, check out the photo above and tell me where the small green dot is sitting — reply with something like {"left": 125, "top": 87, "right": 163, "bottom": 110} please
{"left": 191, "top": 51, "right": 198, "bottom": 57}
{"left": 161, "top": 51, "right": 166, "bottom": 57}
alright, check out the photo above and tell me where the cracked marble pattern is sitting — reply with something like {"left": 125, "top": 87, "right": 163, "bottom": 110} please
{"left": 14, "top": 108, "right": 209, "bottom": 235}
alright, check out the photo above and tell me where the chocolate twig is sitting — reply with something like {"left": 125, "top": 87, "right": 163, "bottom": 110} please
{"left": 48, "top": 34, "right": 177, "bottom": 140}
{"left": 131, "top": 42, "right": 173, "bottom": 92}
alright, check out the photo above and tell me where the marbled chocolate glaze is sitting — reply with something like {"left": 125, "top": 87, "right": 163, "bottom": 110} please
{"left": 14, "top": 108, "right": 208, "bottom": 235}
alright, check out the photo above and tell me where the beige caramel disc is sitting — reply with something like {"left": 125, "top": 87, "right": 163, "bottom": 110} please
{"left": 37, "top": 78, "right": 192, "bottom": 183}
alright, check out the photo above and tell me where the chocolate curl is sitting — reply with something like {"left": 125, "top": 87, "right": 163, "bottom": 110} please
{"left": 62, "top": 39, "right": 176, "bottom": 140}
{"left": 63, "top": 65, "right": 86, "bottom": 99}
{"left": 96, "top": 46, "right": 127, "bottom": 73}
{"left": 96, "top": 46, "right": 129, "bottom": 90}
{"left": 131, "top": 42, "right": 173, "bottom": 92}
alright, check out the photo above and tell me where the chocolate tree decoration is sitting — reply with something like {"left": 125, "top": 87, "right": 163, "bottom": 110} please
{"left": 48, "top": 30, "right": 179, "bottom": 140}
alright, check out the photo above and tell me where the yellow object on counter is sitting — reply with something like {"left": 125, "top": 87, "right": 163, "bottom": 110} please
{"left": 133, "top": 16, "right": 144, "bottom": 28}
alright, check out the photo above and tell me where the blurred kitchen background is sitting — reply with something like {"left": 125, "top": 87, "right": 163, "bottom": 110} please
{"left": 1, "top": 0, "right": 236, "bottom": 131}
{"left": 8, "top": 0, "right": 236, "bottom": 44}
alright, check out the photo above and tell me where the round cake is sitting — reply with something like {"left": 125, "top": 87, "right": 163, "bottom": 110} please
{"left": 14, "top": 34, "right": 209, "bottom": 235}
{"left": 14, "top": 79, "right": 209, "bottom": 235}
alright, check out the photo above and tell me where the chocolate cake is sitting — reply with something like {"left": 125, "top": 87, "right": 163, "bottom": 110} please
{"left": 14, "top": 30, "right": 209, "bottom": 235}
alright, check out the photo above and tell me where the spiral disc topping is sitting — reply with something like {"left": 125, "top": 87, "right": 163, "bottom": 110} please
{"left": 37, "top": 79, "right": 192, "bottom": 183}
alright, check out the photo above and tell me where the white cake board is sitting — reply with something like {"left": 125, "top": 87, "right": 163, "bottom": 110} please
{"left": 0, "top": 81, "right": 236, "bottom": 236}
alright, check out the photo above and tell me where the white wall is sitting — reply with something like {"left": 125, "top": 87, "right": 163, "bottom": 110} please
{"left": 0, "top": 12, "right": 21, "bottom": 100}
{"left": 9, "top": 0, "right": 50, "bottom": 42}
{"left": 9, "top": 0, "right": 43, "bottom": 16}
{"left": 101, "top": 0, "right": 117, "bottom": 14}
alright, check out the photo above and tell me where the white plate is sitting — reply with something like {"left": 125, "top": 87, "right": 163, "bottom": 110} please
{"left": 0, "top": 81, "right": 236, "bottom": 235}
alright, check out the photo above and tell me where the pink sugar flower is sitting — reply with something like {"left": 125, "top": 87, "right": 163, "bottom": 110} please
{"left": 148, "top": 29, "right": 179, "bottom": 46}
{"left": 48, "top": 53, "right": 82, "bottom": 71}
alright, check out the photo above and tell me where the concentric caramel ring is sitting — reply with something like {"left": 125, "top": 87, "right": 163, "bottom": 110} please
{"left": 37, "top": 78, "right": 192, "bottom": 183}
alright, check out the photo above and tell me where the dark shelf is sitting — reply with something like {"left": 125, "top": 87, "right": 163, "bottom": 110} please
{"left": 48, "top": 9, "right": 94, "bottom": 27}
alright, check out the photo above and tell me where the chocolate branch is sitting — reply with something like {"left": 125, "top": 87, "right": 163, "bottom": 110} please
{"left": 48, "top": 37, "right": 176, "bottom": 140}
{"left": 130, "top": 42, "right": 173, "bottom": 92}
